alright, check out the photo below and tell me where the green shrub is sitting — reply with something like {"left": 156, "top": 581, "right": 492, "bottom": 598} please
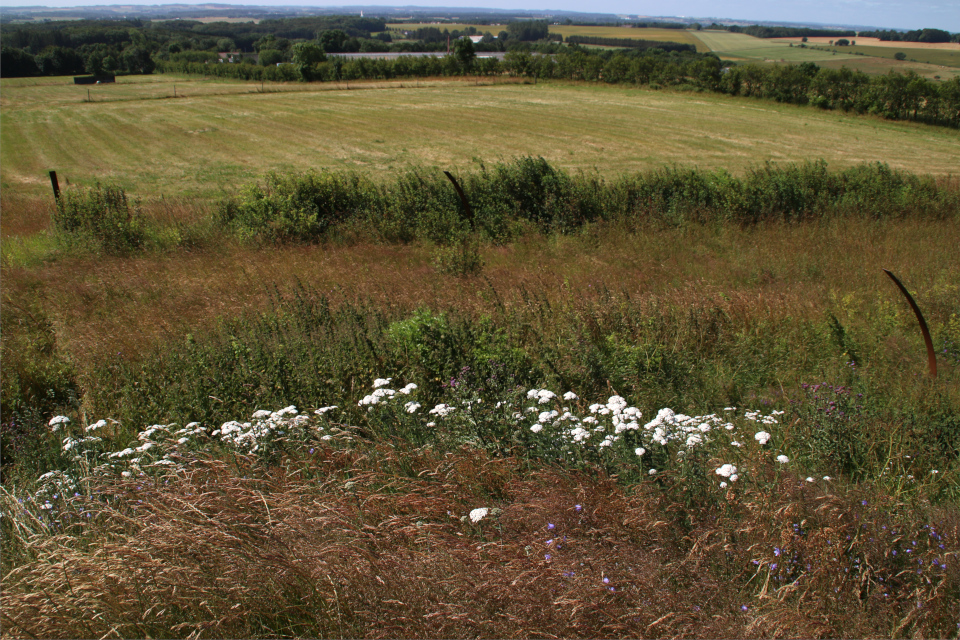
{"left": 217, "top": 159, "right": 959, "bottom": 245}
{"left": 52, "top": 183, "right": 145, "bottom": 253}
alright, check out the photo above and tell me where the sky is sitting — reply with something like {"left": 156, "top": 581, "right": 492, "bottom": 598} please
{"left": 1, "top": 0, "right": 958, "bottom": 32}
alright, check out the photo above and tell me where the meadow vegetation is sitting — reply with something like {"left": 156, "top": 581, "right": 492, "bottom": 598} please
{"left": 2, "top": 71, "right": 959, "bottom": 637}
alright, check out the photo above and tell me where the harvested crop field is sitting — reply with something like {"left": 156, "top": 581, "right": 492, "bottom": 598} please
{"left": 3, "top": 76, "right": 958, "bottom": 202}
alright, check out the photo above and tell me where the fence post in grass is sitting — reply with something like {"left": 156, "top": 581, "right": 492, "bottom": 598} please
{"left": 49, "top": 170, "right": 61, "bottom": 202}
{"left": 883, "top": 268, "right": 937, "bottom": 378}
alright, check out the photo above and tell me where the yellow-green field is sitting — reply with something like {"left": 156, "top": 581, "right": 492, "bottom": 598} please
{"left": 691, "top": 30, "right": 960, "bottom": 79}
{"left": 387, "top": 23, "right": 706, "bottom": 51}
{"left": 692, "top": 30, "right": 860, "bottom": 62}
{"left": 779, "top": 42, "right": 960, "bottom": 68}
{"left": 816, "top": 55, "right": 960, "bottom": 81}
{"left": 3, "top": 74, "right": 958, "bottom": 203}
{"left": 549, "top": 26, "right": 706, "bottom": 51}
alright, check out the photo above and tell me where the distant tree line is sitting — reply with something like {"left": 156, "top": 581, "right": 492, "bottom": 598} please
{"left": 562, "top": 20, "right": 688, "bottom": 29}
{"left": 565, "top": 36, "right": 696, "bottom": 53}
{"left": 856, "top": 28, "right": 959, "bottom": 43}
{"left": 0, "top": 16, "right": 558, "bottom": 78}
{"left": 713, "top": 23, "right": 959, "bottom": 44}
{"left": 719, "top": 25, "right": 856, "bottom": 39}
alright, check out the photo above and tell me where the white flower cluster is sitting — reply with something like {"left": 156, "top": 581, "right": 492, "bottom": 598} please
{"left": 32, "top": 379, "right": 812, "bottom": 516}
{"left": 212, "top": 405, "right": 354, "bottom": 454}
{"left": 359, "top": 381, "right": 418, "bottom": 409}
{"left": 35, "top": 403, "right": 360, "bottom": 506}
{"left": 469, "top": 507, "right": 488, "bottom": 523}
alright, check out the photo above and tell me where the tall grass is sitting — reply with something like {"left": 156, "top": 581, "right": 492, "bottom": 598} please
{"left": 3, "top": 159, "right": 958, "bottom": 637}
{"left": 39, "top": 279, "right": 949, "bottom": 495}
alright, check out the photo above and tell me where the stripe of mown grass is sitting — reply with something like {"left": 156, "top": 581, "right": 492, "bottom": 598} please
{"left": 4, "top": 80, "right": 960, "bottom": 200}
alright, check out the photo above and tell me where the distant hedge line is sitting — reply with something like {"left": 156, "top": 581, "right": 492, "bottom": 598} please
{"left": 564, "top": 36, "right": 696, "bottom": 53}
{"left": 158, "top": 47, "right": 960, "bottom": 128}
{"left": 216, "top": 158, "right": 960, "bottom": 244}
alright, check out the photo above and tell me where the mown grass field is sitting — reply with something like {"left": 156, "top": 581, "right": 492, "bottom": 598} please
{"left": 3, "top": 74, "right": 958, "bottom": 209}
{"left": 692, "top": 30, "right": 861, "bottom": 63}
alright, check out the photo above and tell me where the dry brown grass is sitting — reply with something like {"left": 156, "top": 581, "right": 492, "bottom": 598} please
{"left": 3, "top": 444, "right": 956, "bottom": 638}
{"left": 4, "top": 216, "right": 958, "bottom": 376}
{"left": 0, "top": 193, "right": 54, "bottom": 238}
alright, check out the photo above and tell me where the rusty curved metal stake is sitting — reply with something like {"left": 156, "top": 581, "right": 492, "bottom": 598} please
{"left": 443, "top": 170, "right": 474, "bottom": 229}
{"left": 883, "top": 269, "right": 937, "bottom": 378}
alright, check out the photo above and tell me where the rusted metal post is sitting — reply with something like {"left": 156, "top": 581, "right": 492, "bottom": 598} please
{"left": 49, "top": 170, "right": 61, "bottom": 202}
{"left": 883, "top": 268, "right": 937, "bottom": 378}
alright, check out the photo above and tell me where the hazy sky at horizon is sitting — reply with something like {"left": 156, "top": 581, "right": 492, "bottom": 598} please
{"left": 0, "top": 0, "right": 957, "bottom": 32}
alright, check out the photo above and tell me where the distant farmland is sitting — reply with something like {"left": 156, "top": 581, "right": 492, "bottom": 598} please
{"left": 3, "top": 75, "right": 958, "bottom": 201}
{"left": 387, "top": 23, "right": 707, "bottom": 51}
{"left": 691, "top": 30, "right": 960, "bottom": 80}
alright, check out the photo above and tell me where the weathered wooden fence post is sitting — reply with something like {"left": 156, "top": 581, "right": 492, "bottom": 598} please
{"left": 49, "top": 170, "right": 61, "bottom": 202}
{"left": 443, "top": 170, "right": 474, "bottom": 230}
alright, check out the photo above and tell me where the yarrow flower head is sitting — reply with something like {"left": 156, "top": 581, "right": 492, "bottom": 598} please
{"left": 49, "top": 416, "right": 70, "bottom": 432}
{"left": 469, "top": 508, "right": 489, "bottom": 523}
{"left": 85, "top": 419, "right": 107, "bottom": 433}
{"left": 716, "top": 464, "right": 738, "bottom": 478}
{"left": 776, "top": 454, "right": 790, "bottom": 464}
{"left": 755, "top": 431, "right": 771, "bottom": 445}
{"left": 373, "top": 378, "right": 392, "bottom": 388}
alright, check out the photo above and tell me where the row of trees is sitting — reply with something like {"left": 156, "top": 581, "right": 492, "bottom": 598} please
{"left": 1, "top": 16, "right": 388, "bottom": 55}
{"left": 564, "top": 36, "right": 696, "bottom": 53}
{"left": 721, "top": 25, "right": 856, "bottom": 39}
{"left": 1, "top": 40, "right": 153, "bottom": 77}
{"left": 857, "top": 28, "right": 958, "bottom": 43}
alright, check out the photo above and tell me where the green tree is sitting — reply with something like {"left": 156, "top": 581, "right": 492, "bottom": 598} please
{"left": 506, "top": 20, "right": 549, "bottom": 42}
{"left": 453, "top": 37, "right": 476, "bottom": 72}
{"left": 894, "top": 52, "right": 907, "bottom": 61}
{"left": 120, "top": 45, "right": 154, "bottom": 75}
{"left": 258, "top": 49, "right": 284, "bottom": 66}
{"left": 291, "top": 42, "right": 326, "bottom": 81}
{"left": 0, "top": 46, "right": 39, "bottom": 77}
{"left": 318, "top": 29, "right": 349, "bottom": 53}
